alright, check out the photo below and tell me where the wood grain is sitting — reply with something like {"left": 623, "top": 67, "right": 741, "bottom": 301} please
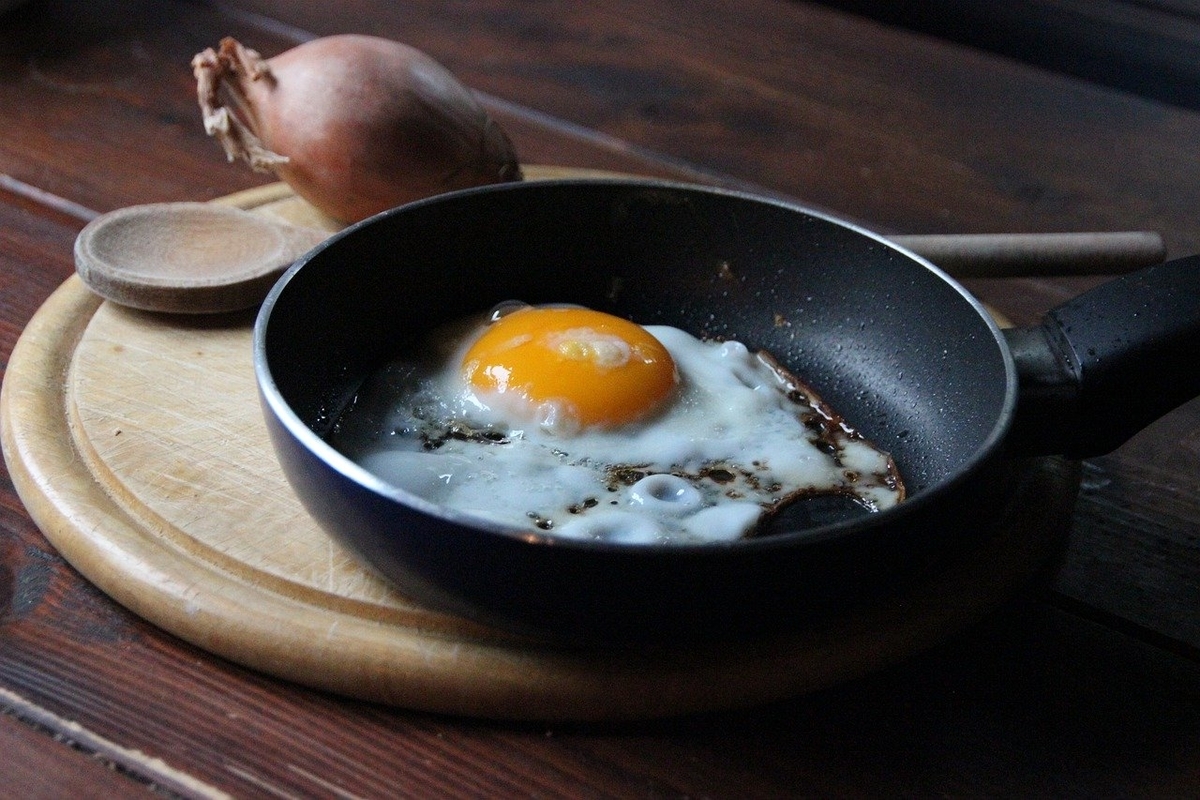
{"left": 815, "top": 0, "right": 1200, "bottom": 111}
{"left": 0, "top": 706, "right": 152, "bottom": 799}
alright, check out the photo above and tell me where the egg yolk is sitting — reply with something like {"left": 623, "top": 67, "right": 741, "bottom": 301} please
{"left": 460, "top": 307, "right": 678, "bottom": 428}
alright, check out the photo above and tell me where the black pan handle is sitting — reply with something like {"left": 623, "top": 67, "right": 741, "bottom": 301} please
{"left": 1003, "top": 254, "right": 1200, "bottom": 458}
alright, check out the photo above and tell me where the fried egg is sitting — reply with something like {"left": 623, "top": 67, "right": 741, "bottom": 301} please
{"left": 329, "top": 303, "right": 905, "bottom": 544}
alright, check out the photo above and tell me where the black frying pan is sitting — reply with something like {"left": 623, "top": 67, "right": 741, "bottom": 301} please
{"left": 255, "top": 179, "right": 1200, "bottom": 643}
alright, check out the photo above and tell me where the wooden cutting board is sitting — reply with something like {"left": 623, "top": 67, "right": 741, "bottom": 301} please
{"left": 0, "top": 169, "right": 1081, "bottom": 721}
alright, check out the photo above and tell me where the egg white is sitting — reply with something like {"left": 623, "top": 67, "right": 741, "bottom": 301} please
{"left": 329, "top": 314, "right": 904, "bottom": 545}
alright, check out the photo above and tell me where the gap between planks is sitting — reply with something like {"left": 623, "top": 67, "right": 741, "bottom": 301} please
{"left": 0, "top": 686, "right": 230, "bottom": 800}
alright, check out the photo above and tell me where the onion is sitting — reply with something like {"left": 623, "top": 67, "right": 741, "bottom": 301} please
{"left": 192, "top": 35, "right": 523, "bottom": 223}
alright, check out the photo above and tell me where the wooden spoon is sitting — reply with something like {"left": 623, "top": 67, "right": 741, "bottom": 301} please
{"left": 74, "top": 202, "right": 328, "bottom": 314}
{"left": 74, "top": 200, "right": 1167, "bottom": 315}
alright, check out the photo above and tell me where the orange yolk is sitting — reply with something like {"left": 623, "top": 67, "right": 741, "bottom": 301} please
{"left": 460, "top": 307, "right": 678, "bottom": 428}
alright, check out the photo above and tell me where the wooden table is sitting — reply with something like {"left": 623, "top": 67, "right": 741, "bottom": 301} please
{"left": 1, "top": 0, "right": 1197, "bottom": 795}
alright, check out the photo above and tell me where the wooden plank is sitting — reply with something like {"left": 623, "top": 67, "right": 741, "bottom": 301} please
{"left": 815, "top": 0, "right": 1200, "bottom": 110}
{"left": 1057, "top": 425, "right": 1200, "bottom": 653}
{"left": 0, "top": 709, "right": 153, "bottom": 799}
{"left": 0, "top": 1, "right": 262, "bottom": 212}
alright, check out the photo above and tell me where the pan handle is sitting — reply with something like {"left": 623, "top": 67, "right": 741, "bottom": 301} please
{"left": 1003, "top": 253, "right": 1200, "bottom": 458}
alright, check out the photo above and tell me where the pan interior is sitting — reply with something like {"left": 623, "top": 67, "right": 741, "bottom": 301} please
{"left": 263, "top": 181, "right": 1012, "bottom": 535}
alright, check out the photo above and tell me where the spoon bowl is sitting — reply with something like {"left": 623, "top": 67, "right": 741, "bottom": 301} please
{"left": 74, "top": 201, "right": 327, "bottom": 314}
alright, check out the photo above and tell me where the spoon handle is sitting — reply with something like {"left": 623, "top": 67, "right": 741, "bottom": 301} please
{"left": 892, "top": 231, "right": 1165, "bottom": 278}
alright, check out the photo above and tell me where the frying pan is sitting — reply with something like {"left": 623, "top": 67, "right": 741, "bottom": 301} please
{"left": 254, "top": 179, "right": 1200, "bottom": 643}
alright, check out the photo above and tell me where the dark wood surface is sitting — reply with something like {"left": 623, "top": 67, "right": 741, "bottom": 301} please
{"left": 1, "top": 0, "right": 1198, "bottom": 795}
{"left": 818, "top": 0, "right": 1200, "bottom": 112}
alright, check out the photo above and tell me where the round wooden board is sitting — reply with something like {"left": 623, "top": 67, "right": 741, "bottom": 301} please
{"left": 0, "top": 169, "right": 1081, "bottom": 721}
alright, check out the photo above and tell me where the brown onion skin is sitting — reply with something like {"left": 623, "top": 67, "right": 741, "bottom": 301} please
{"left": 194, "top": 35, "right": 522, "bottom": 224}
